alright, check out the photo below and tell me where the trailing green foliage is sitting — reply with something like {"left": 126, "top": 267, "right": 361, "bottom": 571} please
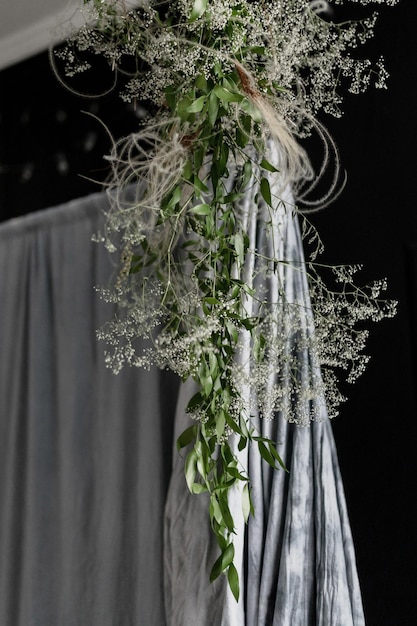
{"left": 56, "top": 0, "right": 398, "bottom": 598}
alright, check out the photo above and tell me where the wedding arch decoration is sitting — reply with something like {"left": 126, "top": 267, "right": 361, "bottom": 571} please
{"left": 55, "top": 0, "right": 397, "bottom": 600}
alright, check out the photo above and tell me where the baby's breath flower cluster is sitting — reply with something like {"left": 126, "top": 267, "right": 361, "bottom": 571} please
{"left": 60, "top": 0, "right": 394, "bottom": 126}
{"left": 58, "top": 0, "right": 397, "bottom": 600}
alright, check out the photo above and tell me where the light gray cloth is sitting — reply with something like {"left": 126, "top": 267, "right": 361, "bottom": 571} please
{"left": 0, "top": 188, "right": 365, "bottom": 625}
{"left": 0, "top": 194, "right": 177, "bottom": 626}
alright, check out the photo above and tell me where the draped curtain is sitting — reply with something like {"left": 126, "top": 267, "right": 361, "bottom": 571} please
{"left": 0, "top": 195, "right": 177, "bottom": 625}
{"left": 0, "top": 191, "right": 365, "bottom": 625}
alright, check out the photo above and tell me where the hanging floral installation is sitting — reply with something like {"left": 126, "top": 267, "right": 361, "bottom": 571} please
{"left": 55, "top": 0, "right": 397, "bottom": 600}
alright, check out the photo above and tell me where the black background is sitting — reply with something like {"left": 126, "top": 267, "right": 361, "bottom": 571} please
{"left": 314, "top": 2, "right": 417, "bottom": 624}
{"left": 0, "top": 2, "right": 416, "bottom": 624}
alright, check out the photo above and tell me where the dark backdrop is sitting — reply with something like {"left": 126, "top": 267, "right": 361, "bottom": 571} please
{"left": 0, "top": 2, "right": 416, "bottom": 624}
{"left": 310, "top": 3, "right": 417, "bottom": 624}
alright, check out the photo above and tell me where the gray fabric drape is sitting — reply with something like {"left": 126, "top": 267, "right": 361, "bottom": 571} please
{"left": 164, "top": 177, "right": 366, "bottom": 625}
{"left": 0, "top": 188, "right": 365, "bottom": 625}
{"left": 0, "top": 195, "right": 178, "bottom": 626}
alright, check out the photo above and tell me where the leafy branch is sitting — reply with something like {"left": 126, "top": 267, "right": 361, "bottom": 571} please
{"left": 56, "top": 0, "right": 398, "bottom": 598}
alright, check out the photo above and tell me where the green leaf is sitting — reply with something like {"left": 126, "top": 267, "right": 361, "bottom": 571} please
{"left": 208, "top": 90, "right": 219, "bottom": 127}
{"left": 222, "top": 542, "right": 235, "bottom": 570}
{"left": 227, "top": 466, "right": 246, "bottom": 481}
{"left": 210, "top": 542, "right": 235, "bottom": 582}
{"left": 192, "top": 174, "right": 209, "bottom": 195}
{"left": 185, "top": 449, "right": 198, "bottom": 491}
{"left": 260, "top": 158, "right": 279, "bottom": 173}
{"left": 241, "top": 113, "right": 252, "bottom": 134}
{"left": 210, "top": 161, "right": 219, "bottom": 192}
{"left": 242, "top": 283, "right": 256, "bottom": 296}
{"left": 235, "top": 127, "right": 249, "bottom": 148}
{"left": 240, "top": 317, "right": 258, "bottom": 331}
{"left": 165, "top": 185, "right": 182, "bottom": 210}
{"left": 190, "top": 203, "right": 211, "bottom": 216}
{"left": 205, "top": 213, "right": 215, "bottom": 238}
{"left": 223, "top": 191, "right": 241, "bottom": 204}
{"left": 209, "top": 554, "right": 223, "bottom": 582}
{"left": 177, "top": 96, "right": 193, "bottom": 120}
{"left": 227, "top": 563, "right": 240, "bottom": 602}
{"left": 257, "top": 440, "right": 276, "bottom": 468}
{"left": 181, "top": 239, "right": 199, "bottom": 249}
{"left": 213, "top": 62, "right": 224, "bottom": 79}
{"left": 238, "top": 415, "right": 250, "bottom": 439}
{"left": 165, "top": 85, "right": 177, "bottom": 110}
{"left": 216, "top": 410, "right": 226, "bottom": 440}
{"left": 213, "top": 375, "right": 222, "bottom": 392}
{"left": 189, "top": 0, "right": 207, "bottom": 21}
{"left": 241, "top": 160, "right": 252, "bottom": 189}
{"left": 267, "top": 441, "right": 288, "bottom": 471}
{"left": 192, "top": 482, "right": 207, "bottom": 494}
{"left": 194, "top": 145, "right": 206, "bottom": 169}
{"left": 203, "top": 374, "right": 213, "bottom": 396}
{"left": 195, "top": 440, "right": 208, "bottom": 479}
{"left": 204, "top": 296, "right": 221, "bottom": 305}
{"left": 246, "top": 45, "right": 266, "bottom": 55}
{"left": 253, "top": 333, "right": 265, "bottom": 362}
{"left": 212, "top": 480, "right": 235, "bottom": 493}
{"left": 186, "top": 95, "right": 206, "bottom": 113}
{"left": 217, "top": 493, "right": 235, "bottom": 531}
{"left": 240, "top": 98, "right": 263, "bottom": 123}
{"left": 224, "top": 411, "right": 243, "bottom": 436}
{"left": 210, "top": 494, "right": 223, "bottom": 525}
{"left": 238, "top": 436, "right": 247, "bottom": 452}
{"left": 225, "top": 319, "right": 239, "bottom": 344}
{"left": 208, "top": 350, "right": 218, "bottom": 374}
{"left": 187, "top": 392, "right": 203, "bottom": 411}
{"left": 183, "top": 159, "right": 193, "bottom": 180}
{"left": 213, "top": 85, "right": 243, "bottom": 103}
{"left": 221, "top": 444, "right": 234, "bottom": 466}
{"left": 177, "top": 424, "right": 198, "bottom": 451}
{"left": 260, "top": 177, "right": 272, "bottom": 207}
{"left": 195, "top": 74, "right": 207, "bottom": 90}
{"left": 242, "top": 483, "right": 252, "bottom": 522}
{"left": 233, "top": 232, "right": 245, "bottom": 265}
{"left": 221, "top": 76, "right": 237, "bottom": 92}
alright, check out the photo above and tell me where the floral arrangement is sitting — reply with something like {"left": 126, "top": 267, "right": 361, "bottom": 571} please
{"left": 56, "top": 0, "right": 397, "bottom": 600}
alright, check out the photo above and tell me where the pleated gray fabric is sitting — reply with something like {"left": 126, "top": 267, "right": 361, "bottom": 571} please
{"left": 164, "top": 176, "right": 366, "bottom": 625}
{"left": 0, "top": 195, "right": 177, "bottom": 626}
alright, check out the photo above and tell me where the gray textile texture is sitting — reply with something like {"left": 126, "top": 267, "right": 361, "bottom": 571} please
{"left": 0, "top": 194, "right": 177, "bottom": 626}
{"left": 0, "top": 189, "right": 365, "bottom": 625}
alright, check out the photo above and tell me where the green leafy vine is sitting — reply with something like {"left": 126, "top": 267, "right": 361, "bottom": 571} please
{"left": 55, "top": 0, "right": 398, "bottom": 599}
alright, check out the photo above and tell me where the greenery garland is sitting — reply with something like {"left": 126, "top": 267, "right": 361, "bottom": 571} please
{"left": 56, "top": 0, "right": 397, "bottom": 600}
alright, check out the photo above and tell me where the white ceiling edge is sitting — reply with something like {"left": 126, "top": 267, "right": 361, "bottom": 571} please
{"left": 0, "top": 1, "right": 82, "bottom": 72}
{"left": 0, "top": 0, "right": 143, "bottom": 73}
